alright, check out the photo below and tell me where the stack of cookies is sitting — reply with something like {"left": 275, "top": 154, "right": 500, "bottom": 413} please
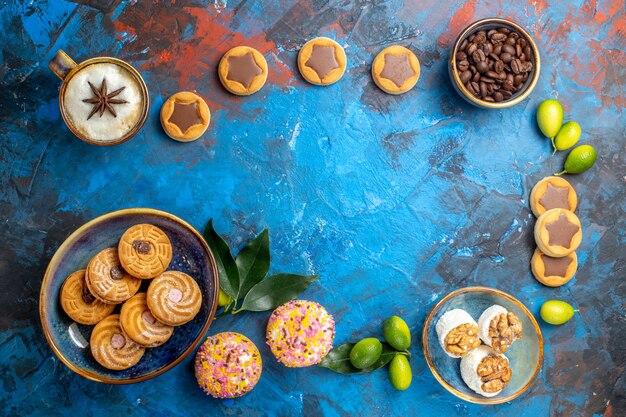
{"left": 59, "top": 223, "right": 203, "bottom": 370}
{"left": 529, "top": 177, "right": 582, "bottom": 287}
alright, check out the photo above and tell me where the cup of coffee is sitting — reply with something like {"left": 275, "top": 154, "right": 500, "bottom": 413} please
{"left": 49, "top": 50, "right": 150, "bottom": 146}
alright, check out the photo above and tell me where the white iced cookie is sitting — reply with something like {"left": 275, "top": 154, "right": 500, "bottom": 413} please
{"left": 435, "top": 309, "right": 481, "bottom": 358}
{"left": 477, "top": 305, "right": 523, "bottom": 354}
{"left": 460, "top": 345, "right": 512, "bottom": 397}
{"left": 63, "top": 62, "right": 144, "bottom": 142}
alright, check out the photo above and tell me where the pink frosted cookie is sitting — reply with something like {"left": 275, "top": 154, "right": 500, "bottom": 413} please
{"left": 194, "top": 332, "right": 262, "bottom": 399}
{"left": 266, "top": 299, "right": 335, "bottom": 367}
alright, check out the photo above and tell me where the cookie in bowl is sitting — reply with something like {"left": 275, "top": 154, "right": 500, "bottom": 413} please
{"left": 146, "top": 271, "right": 202, "bottom": 326}
{"left": 118, "top": 223, "right": 172, "bottom": 279}
{"left": 86, "top": 248, "right": 141, "bottom": 304}
{"left": 120, "top": 293, "right": 174, "bottom": 347}
{"left": 60, "top": 269, "right": 115, "bottom": 325}
{"left": 90, "top": 314, "right": 145, "bottom": 371}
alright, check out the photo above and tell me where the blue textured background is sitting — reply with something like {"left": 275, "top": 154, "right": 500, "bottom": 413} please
{"left": 1, "top": 1, "right": 624, "bottom": 416}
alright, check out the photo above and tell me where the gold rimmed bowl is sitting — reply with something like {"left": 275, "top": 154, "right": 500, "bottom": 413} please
{"left": 39, "top": 208, "right": 219, "bottom": 384}
{"left": 422, "top": 286, "right": 543, "bottom": 404}
{"left": 449, "top": 18, "right": 541, "bottom": 109}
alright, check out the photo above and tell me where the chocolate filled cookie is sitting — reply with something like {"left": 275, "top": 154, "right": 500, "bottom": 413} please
{"left": 371, "top": 45, "right": 420, "bottom": 95}
{"left": 118, "top": 224, "right": 172, "bottom": 279}
{"left": 146, "top": 271, "right": 202, "bottom": 326}
{"left": 120, "top": 293, "right": 174, "bottom": 347}
{"left": 60, "top": 269, "right": 114, "bottom": 324}
{"left": 298, "top": 37, "right": 347, "bottom": 86}
{"left": 534, "top": 208, "right": 582, "bottom": 257}
{"left": 90, "top": 314, "right": 145, "bottom": 370}
{"left": 86, "top": 248, "right": 141, "bottom": 304}
{"left": 218, "top": 46, "right": 268, "bottom": 96}
{"left": 160, "top": 91, "right": 210, "bottom": 142}
{"left": 531, "top": 248, "right": 577, "bottom": 287}
{"left": 530, "top": 176, "right": 577, "bottom": 217}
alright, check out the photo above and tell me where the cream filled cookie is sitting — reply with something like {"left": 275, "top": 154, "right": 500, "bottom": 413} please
{"left": 530, "top": 176, "right": 577, "bottom": 217}
{"left": 160, "top": 91, "right": 210, "bottom": 142}
{"left": 90, "top": 314, "right": 145, "bottom": 370}
{"left": 298, "top": 37, "right": 347, "bottom": 86}
{"left": 118, "top": 224, "right": 172, "bottom": 279}
{"left": 146, "top": 271, "right": 202, "bottom": 326}
{"left": 534, "top": 208, "right": 582, "bottom": 257}
{"left": 531, "top": 248, "right": 577, "bottom": 287}
{"left": 85, "top": 248, "right": 141, "bottom": 304}
{"left": 218, "top": 46, "right": 268, "bottom": 95}
{"left": 60, "top": 269, "right": 115, "bottom": 325}
{"left": 371, "top": 45, "right": 420, "bottom": 94}
{"left": 120, "top": 293, "right": 174, "bottom": 347}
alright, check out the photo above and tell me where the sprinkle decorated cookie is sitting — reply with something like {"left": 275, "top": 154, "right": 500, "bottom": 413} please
{"left": 195, "top": 332, "right": 262, "bottom": 399}
{"left": 90, "top": 314, "right": 145, "bottom": 371}
{"left": 160, "top": 91, "right": 210, "bottom": 142}
{"left": 266, "top": 299, "right": 335, "bottom": 367}
{"left": 118, "top": 224, "right": 172, "bottom": 279}
{"left": 60, "top": 269, "right": 115, "bottom": 325}
{"left": 218, "top": 46, "right": 268, "bottom": 96}
{"left": 371, "top": 45, "right": 420, "bottom": 94}
{"left": 298, "top": 37, "right": 347, "bottom": 86}
{"left": 86, "top": 248, "right": 141, "bottom": 304}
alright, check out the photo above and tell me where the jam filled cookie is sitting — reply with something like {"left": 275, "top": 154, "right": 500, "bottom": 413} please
{"left": 534, "top": 208, "right": 582, "bottom": 257}
{"left": 86, "top": 248, "right": 141, "bottom": 304}
{"left": 531, "top": 248, "right": 577, "bottom": 287}
{"left": 530, "top": 176, "right": 577, "bottom": 217}
{"left": 60, "top": 269, "right": 115, "bottom": 325}
{"left": 371, "top": 45, "right": 420, "bottom": 95}
{"left": 120, "top": 293, "right": 174, "bottom": 347}
{"left": 160, "top": 91, "right": 210, "bottom": 142}
{"left": 146, "top": 271, "right": 202, "bottom": 326}
{"left": 90, "top": 314, "right": 145, "bottom": 370}
{"left": 298, "top": 37, "right": 347, "bottom": 86}
{"left": 218, "top": 46, "right": 268, "bottom": 96}
{"left": 118, "top": 224, "right": 172, "bottom": 279}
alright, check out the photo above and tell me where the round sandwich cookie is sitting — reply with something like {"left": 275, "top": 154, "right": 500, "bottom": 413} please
{"left": 120, "top": 293, "right": 174, "bottom": 347}
{"left": 530, "top": 176, "right": 577, "bottom": 217}
{"left": 266, "top": 300, "right": 335, "bottom": 368}
{"left": 146, "top": 271, "right": 202, "bottom": 326}
{"left": 195, "top": 332, "right": 262, "bottom": 399}
{"left": 531, "top": 248, "right": 577, "bottom": 287}
{"left": 86, "top": 248, "right": 141, "bottom": 304}
{"left": 534, "top": 208, "right": 582, "bottom": 257}
{"left": 160, "top": 91, "right": 210, "bottom": 142}
{"left": 90, "top": 314, "right": 145, "bottom": 371}
{"left": 218, "top": 46, "right": 268, "bottom": 95}
{"left": 60, "top": 269, "right": 115, "bottom": 325}
{"left": 118, "top": 224, "right": 172, "bottom": 279}
{"left": 371, "top": 45, "right": 420, "bottom": 94}
{"left": 298, "top": 37, "right": 347, "bottom": 86}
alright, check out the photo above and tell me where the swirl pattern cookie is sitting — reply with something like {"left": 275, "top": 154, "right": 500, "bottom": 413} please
{"left": 298, "top": 37, "right": 347, "bottom": 86}
{"left": 371, "top": 45, "right": 420, "bottom": 95}
{"left": 218, "top": 46, "right": 268, "bottom": 96}
{"left": 160, "top": 91, "right": 210, "bottom": 142}
{"left": 60, "top": 269, "right": 115, "bottom": 325}
{"left": 90, "top": 314, "right": 145, "bottom": 370}
{"left": 86, "top": 248, "right": 141, "bottom": 304}
{"left": 118, "top": 224, "right": 172, "bottom": 279}
{"left": 534, "top": 208, "right": 582, "bottom": 257}
{"left": 120, "top": 293, "right": 174, "bottom": 347}
{"left": 531, "top": 248, "right": 577, "bottom": 287}
{"left": 146, "top": 271, "right": 202, "bottom": 326}
{"left": 530, "top": 176, "right": 577, "bottom": 217}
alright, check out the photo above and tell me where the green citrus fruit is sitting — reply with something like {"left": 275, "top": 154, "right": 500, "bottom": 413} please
{"left": 382, "top": 316, "right": 411, "bottom": 351}
{"left": 536, "top": 99, "right": 564, "bottom": 139}
{"left": 218, "top": 288, "right": 232, "bottom": 307}
{"left": 554, "top": 121, "right": 581, "bottom": 151}
{"left": 556, "top": 144, "right": 597, "bottom": 175}
{"left": 540, "top": 300, "right": 576, "bottom": 325}
{"left": 389, "top": 354, "right": 412, "bottom": 391}
{"left": 349, "top": 338, "right": 383, "bottom": 369}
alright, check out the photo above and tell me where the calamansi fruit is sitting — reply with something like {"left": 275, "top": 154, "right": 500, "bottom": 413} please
{"left": 554, "top": 121, "right": 581, "bottom": 151}
{"left": 388, "top": 354, "right": 412, "bottom": 390}
{"left": 556, "top": 144, "right": 597, "bottom": 175}
{"left": 540, "top": 300, "right": 576, "bottom": 325}
{"left": 349, "top": 338, "right": 382, "bottom": 369}
{"left": 536, "top": 99, "right": 564, "bottom": 139}
{"left": 382, "top": 316, "right": 411, "bottom": 351}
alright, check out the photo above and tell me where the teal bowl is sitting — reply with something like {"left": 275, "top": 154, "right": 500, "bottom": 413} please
{"left": 39, "top": 208, "right": 219, "bottom": 384}
{"left": 422, "top": 287, "right": 543, "bottom": 404}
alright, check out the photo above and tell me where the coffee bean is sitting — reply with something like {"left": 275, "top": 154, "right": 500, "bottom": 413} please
{"left": 518, "top": 53, "right": 526, "bottom": 62}
{"left": 490, "top": 32, "right": 508, "bottom": 43}
{"left": 511, "top": 58, "right": 522, "bottom": 74}
{"left": 497, "top": 71, "right": 507, "bottom": 80}
{"left": 471, "top": 81, "right": 480, "bottom": 93}
{"left": 502, "top": 44, "right": 516, "bottom": 55}
{"left": 486, "top": 70, "right": 500, "bottom": 79}
{"left": 456, "top": 51, "right": 467, "bottom": 61}
{"left": 472, "top": 71, "right": 481, "bottom": 82}
{"left": 460, "top": 39, "right": 468, "bottom": 50}
{"left": 506, "top": 36, "right": 516, "bottom": 46}
{"left": 460, "top": 70, "right": 472, "bottom": 83}
{"left": 524, "top": 46, "right": 532, "bottom": 59}
{"left": 514, "top": 74, "right": 524, "bottom": 87}
{"left": 477, "top": 61, "right": 489, "bottom": 73}
{"left": 484, "top": 96, "right": 495, "bottom": 102}
{"left": 502, "top": 80, "right": 514, "bottom": 91}
{"left": 519, "top": 38, "right": 527, "bottom": 48}
{"left": 458, "top": 60, "right": 469, "bottom": 71}
{"left": 516, "top": 44, "right": 523, "bottom": 57}
{"left": 480, "top": 81, "right": 488, "bottom": 98}
{"left": 481, "top": 77, "right": 496, "bottom": 84}
{"left": 494, "top": 92, "right": 504, "bottom": 102}
{"left": 500, "top": 52, "right": 512, "bottom": 63}
{"left": 474, "top": 30, "right": 487, "bottom": 44}
{"left": 482, "top": 42, "right": 492, "bottom": 55}
{"left": 501, "top": 90, "right": 513, "bottom": 99}
{"left": 467, "top": 43, "right": 478, "bottom": 55}
{"left": 494, "top": 60, "right": 505, "bottom": 73}
{"left": 488, "top": 29, "right": 498, "bottom": 38}
{"left": 498, "top": 27, "right": 510, "bottom": 34}
{"left": 472, "top": 49, "right": 486, "bottom": 62}
{"left": 465, "top": 81, "right": 475, "bottom": 94}
{"left": 493, "top": 44, "right": 502, "bottom": 55}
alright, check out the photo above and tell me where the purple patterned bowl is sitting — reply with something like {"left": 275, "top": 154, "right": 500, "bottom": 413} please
{"left": 39, "top": 208, "right": 219, "bottom": 384}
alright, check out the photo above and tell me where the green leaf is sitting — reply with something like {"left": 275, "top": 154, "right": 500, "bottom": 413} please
{"left": 318, "top": 342, "right": 397, "bottom": 374}
{"left": 240, "top": 273, "right": 319, "bottom": 312}
{"left": 203, "top": 219, "right": 239, "bottom": 299}
{"left": 235, "top": 229, "right": 270, "bottom": 300}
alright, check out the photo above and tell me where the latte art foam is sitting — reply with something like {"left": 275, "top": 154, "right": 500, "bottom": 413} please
{"left": 63, "top": 62, "right": 144, "bottom": 142}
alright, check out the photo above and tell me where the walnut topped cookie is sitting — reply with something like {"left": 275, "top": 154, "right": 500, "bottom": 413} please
{"left": 371, "top": 45, "right": 420, "bottom": 95}
{"left": 118, "top": 224, "right": 172, "bottom": 279}
{"left": 530, "top": 176, "right": 577, "bottom": 217}
{"left": 298, "top": 37, "right": 347, "bottom": 86}
{"left": 218, "top": 46, "right": 268, "bottom": 96}
{"left": 160, "top": 91, "right": 210, "bottom": 142}
{"left": 534, "top": 208, "right": 582, "bottom": 257}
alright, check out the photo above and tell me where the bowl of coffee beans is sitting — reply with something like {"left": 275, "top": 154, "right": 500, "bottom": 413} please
{"left": 449, "top": 18, "right": 540, "bottom": 108}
